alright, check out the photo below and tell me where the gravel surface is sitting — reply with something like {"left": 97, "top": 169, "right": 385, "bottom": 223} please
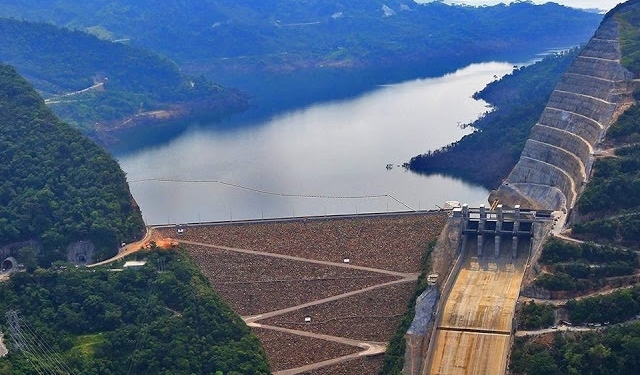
{"left": 160, "top": 213, "right": 447, "bottom": 273}
{"left": 262, "top": 283, "right": 415, "bottom": 342}
{"left": 253, "top": 328, "right": 360, "bottom": 372}
{"left": 157, "top": 213, "right": 448, "bottom": 374}
{"left": 187, "top": 244, "right": 399, "bottom": 315}
{"left": 299, "top": 355, "right": 385, "bottom": 375}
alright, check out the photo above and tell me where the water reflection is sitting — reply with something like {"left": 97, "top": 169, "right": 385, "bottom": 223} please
{"left": 118, "top": 62, "right": 518, "bottom": 224}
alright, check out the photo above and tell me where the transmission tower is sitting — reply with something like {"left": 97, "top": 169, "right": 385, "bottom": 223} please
{"left": 5, "top": 310, "right": 77, "bottom": 375}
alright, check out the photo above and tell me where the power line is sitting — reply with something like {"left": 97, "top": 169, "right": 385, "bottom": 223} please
{"left": 6, "top": 311, "right": 77, "bottom": 375}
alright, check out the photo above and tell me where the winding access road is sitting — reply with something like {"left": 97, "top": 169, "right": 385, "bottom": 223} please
{"left": 177, "top": 238, "right": 418, "bottom": 374}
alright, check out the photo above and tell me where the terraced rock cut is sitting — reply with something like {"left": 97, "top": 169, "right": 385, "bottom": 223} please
{"left": 162, "top": 212, "right": 447, "bottom": 374}
{"left": 491, "top": 16, "right": 636, "bottom": 211}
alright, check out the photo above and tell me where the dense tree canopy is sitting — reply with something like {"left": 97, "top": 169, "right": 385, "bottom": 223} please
{"left": 0, "top": 249, "right": 271, "bottom": 375}
{"left": 0, "top": 62, "right": 144, "bottom": 264}
{"left": 0, "top": 1, "right": 602, "bottom": 73}
{"left": 533, "top": 239, "right": 638, "bottom": 293}
{"left": 511, "top": 322, "right": 640, "bottom": 375}
{"left": 0, "top": 18, "right": 248, "bottom": 136}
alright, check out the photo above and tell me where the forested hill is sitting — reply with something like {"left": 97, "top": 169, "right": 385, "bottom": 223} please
{"left": 408, "top": 49, "right": 579, "bottom": 188}
{"left": 0, "top": 18, "right": 248, "bottom": 142}
{"left": 0, "top": 1, "right": 603, "bottom": 74}
{"left": 0, "top": 62, "right": 145, "bottom": 265}
{"left": 0, "top": 250, "right": 271, "bottom": 375}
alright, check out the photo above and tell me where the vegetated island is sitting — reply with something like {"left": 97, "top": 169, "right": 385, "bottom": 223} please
{"left": 407, "top": 48, "right": 581, "bottom": 189}
{"left": 0, "top": 18, "right": 249, "bottom": 145}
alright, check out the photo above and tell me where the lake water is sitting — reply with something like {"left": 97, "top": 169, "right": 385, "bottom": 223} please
{"left": 117, "top": 61, "right": 522, "bottom": 225}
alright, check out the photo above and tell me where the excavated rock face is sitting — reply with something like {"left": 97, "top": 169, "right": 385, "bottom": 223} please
{"left": 490, "top": 16, "right": 636, "bottom": 212}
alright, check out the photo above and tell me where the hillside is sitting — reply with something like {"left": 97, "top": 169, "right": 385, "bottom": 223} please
{"left": 0, "top": 1, "right": 603, "bottom": 76}
{"left": 0, "top": 18, "right": 248, "bottom": 143}
{"left": 0, "top": 249, "right": 271, "bottom": 375}
{"left": 407, "top": 49, "right": 579, "bottom": 188}
{"left": 570, "top": 0, "right": 640, "bottom": 246}
{"left": 503, "top": 2, "right": 640, "bottom": 374}
{"left": 0, "top": 62, "right": 145, "bottom": 265}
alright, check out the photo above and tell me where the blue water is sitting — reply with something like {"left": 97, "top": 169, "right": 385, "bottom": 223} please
{"left": 116, "top": 62, "right": 523, "bottom": 225}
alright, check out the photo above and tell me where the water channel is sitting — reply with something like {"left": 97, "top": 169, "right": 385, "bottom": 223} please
{"left": 116, "top": 61, "right": 531, "bottom": 225}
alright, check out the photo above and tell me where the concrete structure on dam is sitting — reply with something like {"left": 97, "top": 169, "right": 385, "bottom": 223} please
{"left": 407, "top": 205, "right": 549, "bottom": 375}
{"left": 490, "top": 15, "right": 636, "bottom": 212}
{"left": 457, "top": 204, "right": 536, "bottom": 260}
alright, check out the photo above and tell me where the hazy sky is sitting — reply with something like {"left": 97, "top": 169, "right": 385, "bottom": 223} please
{"left": 414, "top": 1, "right": 622, "bottom": 12}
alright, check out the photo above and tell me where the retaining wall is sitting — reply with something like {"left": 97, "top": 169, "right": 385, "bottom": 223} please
{"left": 538, "top": 108, "right": 603, "bottom": 146}
{"left": 528, "top": 125, "right": 592, "bottom": 163}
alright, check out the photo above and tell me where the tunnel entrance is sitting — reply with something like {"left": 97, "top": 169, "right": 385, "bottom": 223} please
{"left": 1, "top": 257, "right": 15, "bottom": 272}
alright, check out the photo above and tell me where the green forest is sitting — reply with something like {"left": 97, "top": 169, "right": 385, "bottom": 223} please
{"left": 511, "top": 322, "right": 640, "bottom": 375}
{"left": 0, "top": 249, "right": 270, "bottom": 375}
{"left": 408, "top": 48, "right": 579, "bottom": 188}
{"left": 533, "top": 239, "right": 638, "bottom": 293}
{"left": 512, "top": 288, "right": 640, "bottom": 374}
{"left": 0, "top": 62, "right": 144, "bottom": 265}
{"left": 0, "top": 18, "right": 248, "bottom": 139}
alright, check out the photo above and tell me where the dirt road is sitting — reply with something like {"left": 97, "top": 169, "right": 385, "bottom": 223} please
{"left": 87, "top": 227, "right": 154, "bottom": 268}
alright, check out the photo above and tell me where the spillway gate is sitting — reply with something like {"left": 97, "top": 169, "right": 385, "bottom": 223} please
{"left": 453, "top": 204, "right": 548, "bottom": 259}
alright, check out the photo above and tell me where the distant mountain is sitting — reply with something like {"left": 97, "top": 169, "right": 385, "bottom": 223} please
{"left": 0, "top": 62, "right": 145, "bottom": 265}
{"left": 0, "top": 0, "right": 603, "bottom": 75}
{"left": 0, "top": 18, "right": 248, "bottom": 143}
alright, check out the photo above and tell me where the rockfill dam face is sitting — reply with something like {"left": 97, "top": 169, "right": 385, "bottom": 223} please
{"left": 490, "top": 16, "right": 636, "bottom": 212}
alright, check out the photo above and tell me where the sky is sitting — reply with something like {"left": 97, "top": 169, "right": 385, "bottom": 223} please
{"left": 414, "top": 0, "right": 622, "bottom": 12}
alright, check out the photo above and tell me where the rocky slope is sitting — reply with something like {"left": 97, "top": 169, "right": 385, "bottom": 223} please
{"left": 490, "top": 15, "right": 637, "bottom": 212}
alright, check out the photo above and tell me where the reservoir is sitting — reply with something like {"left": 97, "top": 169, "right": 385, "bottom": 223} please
{"left": 117, "top": 61, "right": 523, "bottom": 225}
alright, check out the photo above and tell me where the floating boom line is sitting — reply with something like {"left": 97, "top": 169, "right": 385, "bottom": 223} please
{"left": 128, "top": 178, "right": 416, "bottom": 211}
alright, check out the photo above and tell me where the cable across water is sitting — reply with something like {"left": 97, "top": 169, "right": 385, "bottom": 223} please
{"left": 128, "top": 178, "right": 416, "bottom": 211}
